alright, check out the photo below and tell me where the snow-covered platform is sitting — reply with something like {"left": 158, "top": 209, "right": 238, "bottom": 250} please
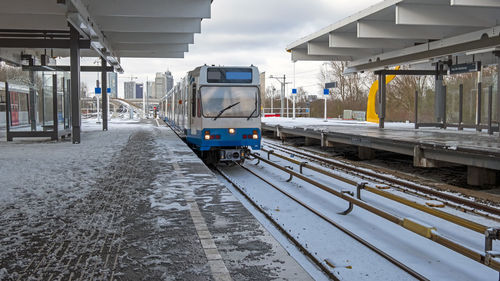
{"left": 0, "top": 118, "right": 312, "bottom": 280}
{"left": 262, "top": 118, "right": 500, "bottom": 185}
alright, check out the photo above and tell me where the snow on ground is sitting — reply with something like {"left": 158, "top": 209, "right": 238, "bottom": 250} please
{"left": 0, "top": 118, "right": 142, "bottom": 206}
{"left": 262, "top": 117, "right": 496, "bottom": 135}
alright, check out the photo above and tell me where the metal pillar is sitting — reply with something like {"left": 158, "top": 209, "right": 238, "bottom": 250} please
{"left": 488, "top": 85, "right": 493, "bottom": 135}
{"left": 5, "top": 82, "right": 11, "bottom": 141}
{"left": 101, "top": 57, "right": 108, "bottom": 131}
{"left": 378, "top": 73, "right": 386, "bottom": 128}
{"left": 458, "top": 84, "right": 464, "bottom": 130}
{"left": 414, "top": 90, "right": 419, "bottom": 129}
{"left": 442, "top": 85, "right": 447, "bottom": 129}
{"left": 28, "top": 57, "right": 36, "bottom": 131}
{"left": 281, "top": 75, "right": 285, "bottom": 117}
{"left": 70, "top": 24, "right": 81, "bottom": 144}
{"left": 476, "top": 82, "right": 482, "bottom": 132}
{"left": 52, "top": 74, "right": 58, "bottom": 140}
{"left": 435, "top": 72, "right": 444, "bottom": 123}
{"left": 497, "top": 59, "right": 500, "bottom": 137}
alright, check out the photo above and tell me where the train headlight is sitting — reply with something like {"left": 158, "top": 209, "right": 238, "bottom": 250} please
{"left": 252, "top": 130, "right": 259, "bottom": 139}
{"left": 204, "top": 131, "right": 210, "bottom": 140}
{"left": 228, "top": 128, "right": 235, "bottom": 134}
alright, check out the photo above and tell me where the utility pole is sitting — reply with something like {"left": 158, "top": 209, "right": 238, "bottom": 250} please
{"left": 269, "top": 74, "right": 291, "bottom": 117}
{"left": 293, "top": 62, "right": 296, "bottom": 120}
{"left": 271, "top": 86, "right": 275, "bottom": 114}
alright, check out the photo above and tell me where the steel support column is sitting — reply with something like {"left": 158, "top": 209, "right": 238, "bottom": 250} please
{"left": 5, "top": 82, "right": 11, "bottom": 141}
{"left": 52, "top": 74, "right": 58, "bottom": 140}
{"left": 442, "top": 85, "right": 447, "bottom": 129}
{"left": 497, "top": 58, "right": 500, "bottom": 137}
{"left": 435, "top": 69, "right": 444, "bottom": 123}
{"left": 70, "top": 24, "right": 81, "bottom": 144}
{"left": 459, "top": 84, "right": 464, "bottom": 130}
{"left": 379, "top": 73, "right": 386, "bottom": 129}
{"left": 28, "top": 57, "right": 36, "bottom": 131}
{"left": 414, "top": 90, "right": 419, "bottom": 129}
{"left": 477, "top": 82, "right": 482, "bottom": 132}
{"left": 101, "top": 57, "right": 108, "bottom": 131}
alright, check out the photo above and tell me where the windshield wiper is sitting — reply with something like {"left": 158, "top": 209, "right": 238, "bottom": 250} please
{"left": 213, "top": 102, "right": 240, "bottom": 120}
{"left": 247, "top": 107, "right": 257, "bottom": 120}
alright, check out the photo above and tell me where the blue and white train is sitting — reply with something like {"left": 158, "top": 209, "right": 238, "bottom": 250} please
{"left": 160, "top": 65, "right": 261, "bottom": 163}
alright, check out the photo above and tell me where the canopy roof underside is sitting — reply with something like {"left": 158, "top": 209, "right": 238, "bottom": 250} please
{"left": 0, "top": 0, "right": 212, "bottom": 71}
{"left": 287, "top": 0, "right": 500, "bottom": 73}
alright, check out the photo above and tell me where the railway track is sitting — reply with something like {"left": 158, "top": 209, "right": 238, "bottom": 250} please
{"left": 215, "top": 164, "right": 427, "bottom": 281}
{"left": 217, "top": 150, "right": 500, "bottom": 279}
{"left": 263, "top": 140, "right": 500, "bottom": 219}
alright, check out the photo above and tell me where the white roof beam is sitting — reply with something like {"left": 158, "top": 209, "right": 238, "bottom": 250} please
{"left": 329, "top": 32, "right": 415, "bottom": 49}
{"left": 107, "top": 32, "right": 194, "bottom": 44}
{"left": 292, "top": 49, "right": 351, "bottom": 62}
{"left": 96, "top": 17, "right": 201, "bottom": 33}
{"left": 114, "top": 43, "right": 188, "bottom": 52}
{"left": 396, "top": 3, "right": 498, "bottom": 27}
{"left": 348, "top": 24, "right": 500, "bottom": 72}
{"left": 115, "top": 51, "right": 185, "bottom": 58}
{"left": 451, "top": 0, "right": 500, "bottom": 8}
{"left": 307, "top": 42, "right": 376, "bottom": 59}
{"left": 68, "top": 0, "right": 121, "bottom": 70}
{"left": 357, "top": 20, "right": 476, "bottom": 39}
{"left": 85, "top": 0, "right": 211, "bottom": 18}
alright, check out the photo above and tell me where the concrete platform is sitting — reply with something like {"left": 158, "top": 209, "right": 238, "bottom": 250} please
{"left": 0, "top": 119, "right": 312, "bottom": 281}
{"left": 262, "top": 118, "right": 500, "bottom": 185}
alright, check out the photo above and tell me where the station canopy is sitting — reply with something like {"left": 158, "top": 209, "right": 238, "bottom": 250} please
{"left": 286, "top": 0, "right": 500, "bottom": 73}
{"left": 0, "top": 0, "right": 212, "bottom": 72}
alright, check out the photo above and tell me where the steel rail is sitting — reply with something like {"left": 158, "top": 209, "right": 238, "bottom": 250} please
{"left": 252, "top": 153, "right": 500, "bottom": 272}
{"left": 264, "top": 142, "right": 500, "bottom": 216}
{"left": 215, "top": 167, "right": 341, "bottom": 281}
{"left": 235, "top": 164, "right": 428, "bottom": 280}
{"left": 260, "top": 147, "right": 488, "bottom": 234}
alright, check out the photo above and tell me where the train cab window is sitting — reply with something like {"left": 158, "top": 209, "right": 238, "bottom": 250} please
{"left": 191, "top": 84, "right": 196, "bottom": 117}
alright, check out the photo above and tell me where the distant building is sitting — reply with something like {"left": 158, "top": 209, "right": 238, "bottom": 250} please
{"left": 124, "top": 81, "right": 136, "bottom": 100}
{"left": 107, "top": 72, "right": 118, "bottom": 98}
{"left": 154, "top": 72, "right": 166, "bottom": 99}
{"left": 147, "top": 81, "right": 155, "bottom": 99}
{"left": 165, "top": 70, "right": 174, "bottom": 93}
{"left": 135, "top": 83, "right": 143, "bottom": 99}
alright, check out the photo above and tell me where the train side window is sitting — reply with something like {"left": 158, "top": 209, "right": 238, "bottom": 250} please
{"left": 197, "top": 91, "right": 201, "bottom": 117}
{"left": 191, "top": 84, "right": 196, "bottom": 117}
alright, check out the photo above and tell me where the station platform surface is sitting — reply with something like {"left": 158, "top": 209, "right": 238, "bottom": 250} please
{"left": 0, "top": 119, "right": 313, "bottom": 280}
{"left": 262, "top": 118, "right": 500, "bottom": 170}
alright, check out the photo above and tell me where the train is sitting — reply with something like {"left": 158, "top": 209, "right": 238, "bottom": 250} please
{"left": 159, "top": 65, "right": 261, "bottom": 163}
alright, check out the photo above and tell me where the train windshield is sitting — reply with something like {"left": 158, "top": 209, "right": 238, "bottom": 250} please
{"left": 201, "top": 86, "right": 259, "bottom": 118}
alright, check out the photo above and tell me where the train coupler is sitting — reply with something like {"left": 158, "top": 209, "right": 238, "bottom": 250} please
{"left": 338, "top": 190, "right": 354, "bottom": 215}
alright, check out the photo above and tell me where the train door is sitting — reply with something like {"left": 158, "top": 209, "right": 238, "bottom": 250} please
{"left": 189, "top": 83, "right": 194, "bottom": 132}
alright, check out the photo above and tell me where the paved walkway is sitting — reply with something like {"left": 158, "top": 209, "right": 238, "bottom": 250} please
{"left": 0, "top": 120, "right": 312, "bottom": 280}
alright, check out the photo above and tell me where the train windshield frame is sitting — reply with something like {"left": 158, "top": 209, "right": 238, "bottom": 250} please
{"left": 200, "top": 86, "right": 259, "bottom": 118}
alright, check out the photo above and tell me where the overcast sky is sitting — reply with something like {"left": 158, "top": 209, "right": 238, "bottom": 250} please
{"left": 82, "top": 0, "right": 376, "bottom": 98}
